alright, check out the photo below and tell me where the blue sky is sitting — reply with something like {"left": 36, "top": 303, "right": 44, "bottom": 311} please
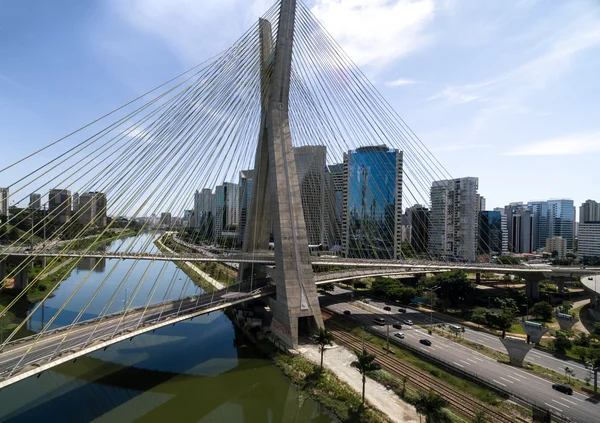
{"left": 1, "top": 0, "right": 599, "bottom": 212}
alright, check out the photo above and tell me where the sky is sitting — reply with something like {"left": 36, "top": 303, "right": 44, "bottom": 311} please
{"left": 0, "top": 0, "right": 599, "bottom": 213}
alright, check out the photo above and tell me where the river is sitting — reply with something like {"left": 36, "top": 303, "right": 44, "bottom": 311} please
{"left": 0, "top": 233, "right": 337, "bottom": 423}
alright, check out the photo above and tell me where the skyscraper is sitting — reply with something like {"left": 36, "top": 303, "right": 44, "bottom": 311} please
{"left": 29, "top": 193, "right": 41, "bottom": 210}
{"left": 478, "top": 211, "right": 502, "bottom": 255}
{"left": 48, "top": 189, "right": 72, "bottom": 224}
{"left": 294, "top": 146, "right": 327, "bottom": 247}
{"left": 429, "top": 177, "right": 478, "bottom": 262}
{"left": 0, "top": 188, "right": 8, "bottom": 216}
{"left": 238, "top": 170, "right": 253, "bottom": 246}
{"left": 547, "top": 199, "right": 574, "bottom": 250}
{"left": 504, "top": 203, "right": 534, "bottom": 253}
{"left": 75, "top": 192, "right": 107, "bottom": 227}
{"left": 342, "top": 145, "right": 403, "bottom": 260}
{"left": 325, "top": 163, "right": 344, "bottom": 249}
{"left": 528, "top": 201, "right": 548, "bottom": 251}
{"left": 580, "top": 199, "right": 600, "bottom": 223}
{"left": 407, "top": 205, "right": 429, "bottom": 254}
{"left": 578, "top": 222, "right": 600, "bottom": 260}
{"left": 213, "top": 182, "right": 238, "bottom": 240}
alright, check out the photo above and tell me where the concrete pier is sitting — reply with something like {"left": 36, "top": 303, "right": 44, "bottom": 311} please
{"left": 14, "top": 267, "right": 29, "bottom": 291}
{"left": 500, "top": 337, "right": 535, "bottom": 367}
{"left": 555, "top": 312, "right": 578, "bottom": 331}
{"left": 526, "top": 279, "right": 540, "bottom": 302}
{"left": 522, "top": 321, "right": 549, "bottom": 344}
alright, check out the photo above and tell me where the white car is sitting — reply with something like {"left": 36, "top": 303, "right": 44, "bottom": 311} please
{"left": 394, "top": 332, "right": 405, "bottom": 339}
{"left": 404, "top": 320, "right": 414, "bottom": 325}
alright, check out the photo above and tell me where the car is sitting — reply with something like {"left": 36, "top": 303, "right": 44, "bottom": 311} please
{"left": 343, "top": 310, "right": 351, "bottom": 315}
{"left": 398, "top": 308, "right": 407, "bottom": 313}
{"left": 552, "top": 384, "right": 573, "bottom": 395}
{"left": 394, "top": 332, "right": 405, "bottom": 339}
{"left": 392, "top": 323, "right": 402, "bottom": 329}
{"left": 404, "top": 320, "right": 414, "bottom": 325}
{"left": 589, "top": 277, "right": 594, "bottom": 280}
{"left": 383, "top": 306, "right": 391, "bottom": 311}
{"left": 362, "top": 298, "right": 370, "bottom": 304}
{"left": 373, "top": 317, "right": 386, "bottom": 326}
{"left": 419, "top": 339, "right": 432, "bottom": 346}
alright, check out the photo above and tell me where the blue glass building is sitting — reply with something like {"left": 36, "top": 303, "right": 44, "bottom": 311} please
{"left": 342, "top": 145, "right": 403, "bottom": 259}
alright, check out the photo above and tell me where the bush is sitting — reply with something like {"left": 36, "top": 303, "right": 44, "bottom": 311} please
{"left": 532, "top": 301, "right": 553, "bottom": 321}
{"left": 553, "top": 331, "right": 572, "bottom": 354}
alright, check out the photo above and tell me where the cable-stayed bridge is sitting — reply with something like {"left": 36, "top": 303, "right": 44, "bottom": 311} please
{"left": 0, "top": 0, "right": 595, "bottom": 407}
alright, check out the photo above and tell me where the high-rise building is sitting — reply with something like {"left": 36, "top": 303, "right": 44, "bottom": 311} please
{"left": 213, "top": 183, "right": 238, "bottom": 240}
{"left": 407, "top": 205, "right": 429, "bottom": 254}
{"left": 325, "top": 163, "right": 344, "bottom": 249}
{"left": 160, "top": 212, "right": 172, "bottom": 227}
{"left": 193, "top": 188, "right": 213, "bottom": 230}
{"left": 0, "top": 188, "right": 8, "bottom": 216}
{"left": 294, "top": 146, "right": 327, "bottom": 247}
{"left": 546, "top": 236, "right": 567, "bottom": 259}
{"left": 478, "top": 211, "right": 503, "bottom": 255}
{"left": 429, "top": 177, "right": 478, "bottom": 262}
{"left": 342, "top": 145, "right": 403, "bottom": 259}
{"left": 29, "top": 193, "right": 41, "bottom": 210}
{"left": 547, "top": 199, "right": 575, "bottom": 250}
{"left": 504, "top": 203, "right": 534, "bottom": 253}
{"left": 493, "top": 207, "right": 509, "bottom": 254}
{"left": 75, "top": 192, "right": 107, "bottom": 227}
{"left": 578, "top": 222, "right": 600, "bottom": 259}
{"left": 476, "top": 195, "right": 486, "bottom": 216}
{"left": 238, "top": 170, "right": 253, "bottom": 246}
{"left": 580, "top": 199, "right": 600, "bottom": 223}
{"left": 528, "top": 201, "right": 548, "bottom": 252}
{"left": 48, "top": 189, "right": 72, "bottom": 224}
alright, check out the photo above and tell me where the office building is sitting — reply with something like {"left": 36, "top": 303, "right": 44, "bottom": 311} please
{"left": 75, "top": 192, "right": 107, "bottom": 227}
{"left": 580, "top": 199, "right": 600, "bottom": 223}
{"left": 528, "top": 201, "right": 548, "bottom": 252}
{"left": 48, "top": 189, "right": 72, "bottom": 224}
{"left": 160, "top": 212, "right": 172, "bottom": 228}
{"left": 504, "top": 203, "right": 534, "bottom": 254}
{"left": 29, "top": 193, "right": 41, "bottom": 210}
{"left": 0, "top": 188, "right": 8, "bottom": 216}
{"left": 407, "top": 205, "right": 429, "bottom": 254}
{"left": 193, "top": 188, "right": 213, "bottom": 230}
{"left": 342, "top": 145, "right": 403, "bottom": 259}
{"left": 325, "top": 164, "right": 344, "bottom": 250}
{"left": 294, "top": 146, "right": 327, "bottom": 247}
{"left": 493, "top": 207, "right": 509, "bottom": 254}
{"left": 546, "top": 236, "right": 567, "bottom": 259}
{"left": 548, "top": 199, "right": 574, "bottom": 250}
{"left": 213, "top": 182, "right": 238, "bottom": 240}
{"left": 429, "top": 177, "right": 478, "bottom": 262}
{"left": 238, "top": 170, "right": 253, "bottom": 246}
{"left": 478, "top": 210, "right": 503, "bottom": 255}
{"left": 578, "top": 222, "right": 600, "bottom": 259}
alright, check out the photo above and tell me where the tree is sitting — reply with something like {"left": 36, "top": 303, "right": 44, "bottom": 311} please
{"left": 593, "top": 322, "right": 600, "bottom": 337}
{"left": 532, "top": 301, "right": 553, "bottom": 321}
{"left": 351, "top": 349, "right": 380, "bottom": 404}
{"left": 553, "top": 331, "right": 572, "bottom": 354}
{"left": 421, "top": 270, "right": 475, "bottom": 309}
{"left": 574, "top": 332, "right": 591, "bottom": 348}
{"left": 414, "top": 391, "right": 451, "bottom": 423}
{"left": 312, "top": 328, "right": 334, "bottom": 369}
{"left": 559, "top": 301, "right": 573, "bottom": 314}
{"left": 572, "top": 346, "right": 589, "bottom": 362}
{"left": 319, "top": 283, "right": 335, "bottom": 292}
{"left": 471, "top": 307, "right": 488, "bottom": 326}
{"left": 472, "top": 411, "right": 488, "bottom": 423}
{"left": 552, "top": 250, "right": 559, "bottom": 258}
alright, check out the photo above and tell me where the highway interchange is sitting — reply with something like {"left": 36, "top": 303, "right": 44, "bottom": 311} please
{"left": 321, "top": 287, "right": 600, "bottom": 423}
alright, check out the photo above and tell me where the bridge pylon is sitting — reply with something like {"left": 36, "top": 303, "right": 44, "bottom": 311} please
{"left": 239, "top": 0, "right": 323, "bottom": 349}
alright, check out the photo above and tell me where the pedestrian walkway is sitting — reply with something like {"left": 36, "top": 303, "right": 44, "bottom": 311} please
{"left": 299, "top": 343, "right": 419, "bottom": 423}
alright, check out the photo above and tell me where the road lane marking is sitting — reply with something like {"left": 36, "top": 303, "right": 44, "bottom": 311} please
{"left": 499, "top": 377, "right": 513, "bottom": 384}
{"left": 459, "top": 360, "right": 471, "bottom": 366}
{"left": 492, "top": 379, "right": 506, "bottom": 387}
{"left": 551, "top": 399, "right": 570, "bottom": 408}
{"left": 453, "top": 361, "right": 464, "bottom": 368}
{"left": 559, "top": 397, "right": 578, "bottom": 405}
{"left": 544, "top": 403, "right": 562, "bottom": 412}
{"left": 465, "top": 358, "right": 478, "bottom": 364}
{"left": 507, "top": 375, "right": 521, "bottom": 381}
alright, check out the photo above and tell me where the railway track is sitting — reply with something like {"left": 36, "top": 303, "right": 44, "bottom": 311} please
{"left": 322, "top": 312, "right": 518, "bottom": 423}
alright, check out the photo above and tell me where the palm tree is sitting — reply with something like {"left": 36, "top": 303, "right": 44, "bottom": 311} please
{"left": 414, "top": 391, "right": 450, "bottom": 423}
{"left": 351, "top": 349, "right": 380, "bottom": 404}
{"left": 312, "top": 328, "right": 334, "bottom": 368}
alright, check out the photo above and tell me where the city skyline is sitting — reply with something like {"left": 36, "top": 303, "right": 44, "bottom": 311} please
{"left": 0, "top": 1, "right": 598, "bottom": 212}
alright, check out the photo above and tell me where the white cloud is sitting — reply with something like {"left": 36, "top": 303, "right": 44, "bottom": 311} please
{"left": 427, "top": 87, "right": 480, "bottom": 104}
{"left": 507, "top": 132, "right": 600, "bottom": 156}
{"left": 386, "top": 78, "right": 417, "bottom": 87}
{"left": 309, "top": 0, "right": 435, "bottom": 71}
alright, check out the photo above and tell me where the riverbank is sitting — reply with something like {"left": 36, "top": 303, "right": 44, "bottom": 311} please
{"left": 154, "top": 234, "right": 223, "bottom": 291}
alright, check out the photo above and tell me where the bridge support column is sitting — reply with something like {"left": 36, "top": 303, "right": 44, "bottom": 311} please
{"left": 557, "top": 280, "right": 565, "bottom": 295}
{"left": 522, "top": 322, "right": 549, "bottom": 344}
{"left": 241, "top": 2, "right": 323, "bottom": 350}
{"left": 555, "top": 313, "right": 578, "bottom": 331}
{"left": 526, "top": 280, "right": 540, "bottom": 302}
{"left": 475, "top": 272, "right": 481, "bottom": 284}
{"left": 41, "top": 256, "right": 47, "bottom": 269}
{"left": 14, "top": 267, "right": 29, "bottom": 291}
{"left": 500, "top": 337, "right": 535, "bottom": 367}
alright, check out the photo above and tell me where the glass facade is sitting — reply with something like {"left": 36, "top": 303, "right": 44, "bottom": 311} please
{"left": 342, "top": 145, "right": 402, "bottom": 259}
{"left": 548, "top": 199, "right": 575, "bottom": 250}
{"left": 478, "top": 211, "right": 502, "bottom": 255}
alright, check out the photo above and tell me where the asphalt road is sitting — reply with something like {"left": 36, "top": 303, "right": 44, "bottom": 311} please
{"left": 0, "top": 287, "right": 256, "bottom": 382}
{"left": 342, "top": 288, "right": 592, "bottom": 382}
{"left": 321, "top": 288, "right": 600, "bottom": 423}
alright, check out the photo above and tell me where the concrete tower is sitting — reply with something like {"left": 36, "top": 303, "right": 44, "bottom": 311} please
{"left": 240, "top": 1, "right": 323, "bottom": 349}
